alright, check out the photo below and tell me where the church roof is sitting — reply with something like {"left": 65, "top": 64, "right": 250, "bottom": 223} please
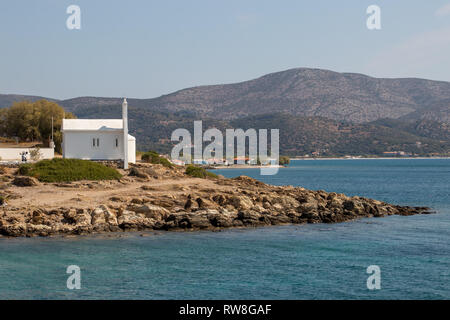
{"left": 62, "top": 119, "right": 124, "bottom": 131}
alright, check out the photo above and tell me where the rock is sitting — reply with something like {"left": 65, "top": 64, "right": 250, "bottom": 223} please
{"left": 184, "top": 198, "right": 199, "bottom": 211}
{"left": 31, "top": 209, "right": 46, "bottom": 225}
{"left": 186, "top": 213, "right": 212, "bottom": 229}
{"left": 117, "top": 209, "right": 155, "bottom": 230}
{"left": 0, "top": 223, "right": 27, "bottom": 237}
{"left": 91, "top": 207, "right": 107, "bottom": 225}
{"left": 128, "top": 204, "right": 169, "bottom": 220}
{"left": 196, "top": 197, "right": 216, "bottom": 209}
{"left": 272, "top": 203, "right": 284, "bottom": 211}
{"left": 110, "top": 196, "right": 126, "bottom": 202}
{"left": 12, "top": 176, "right": 39, "bottom": 187}
{"left": 128, "top": 167, "right": 149, "bottom": 179}
{"left": 26, "top": 223, "right": 53, "bottom": 237}
{"left": 0, "top": 169, "right": 434, "bottom": 237}
{"left": 205, "top": 209, "right": 234, "bottom": 228}
{"left": 237, "top": 210, "right": 267, "bottom": 226}
{"left": 104, "top": 209, "right": 119, "bottom": 226}
{"left": 141, "top": 185, "right": 157, "bottom": 191}
{"left": 131, "top": 198, "right": 143, "bottom": 204}
{"left": 228, "top": 195, "right": 254, "bottom": 210}
{"left": 73, "top": 209, "right": 92, "bottom": 227}
{"left": 267, "top": 215, "right": 291, "bottom": 225}
{"left": 274, "top": 195, "right": 300, "bottom": 208}
{"left": 262, "top": 202, "right": 271, "bottom": 209}
{"left": 90, "top": 205, "right": 120, "bottom": 231}
{"left": 297, "top": 202, "right": 318, "bottom": 215}
{"left": 343, "top": 200, "right": 355, "bottom": 211}
{"left": 212, "top": 194, "right": 226, "bottom": 205}
{"left": 177, "top": 212, "right": 212, "bottom": 229}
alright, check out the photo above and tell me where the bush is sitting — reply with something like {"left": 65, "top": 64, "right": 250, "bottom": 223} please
{"left": 29, "top": 147, "right": 42, "bottom": 161}
{"left": 279, "top": 156, "right": 290, "bottom": 165}
{"left": 185, "top": 165, "right": 218, "bottom": 179}
{"left": 0, "top": 166, "right": 6, "bottom": 175}
{"left": 141, "top": 151, "right": 173, "bottom": 168}
{"left": 17, "top": 164, "right": 33, "bottom": 176}
{"left": 18, "top": 158, "right": 122, "bottom": 182}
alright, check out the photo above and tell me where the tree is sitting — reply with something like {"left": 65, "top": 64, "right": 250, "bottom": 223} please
{"left": 0, "top": 100, "right": 75, "bottom": 153}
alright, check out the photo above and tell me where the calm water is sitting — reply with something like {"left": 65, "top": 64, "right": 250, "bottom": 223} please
{"left": 0, "top": 159, "right": 449, "bottom": 299}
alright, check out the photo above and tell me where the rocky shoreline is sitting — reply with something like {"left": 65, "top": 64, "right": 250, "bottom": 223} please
{"left": 0, "top": 163, "right": 433, "bottom": 238}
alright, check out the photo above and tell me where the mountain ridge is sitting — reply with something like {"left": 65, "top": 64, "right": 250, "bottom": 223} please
{"left": 2, "top": 67, "right": 450, "bottom": 124}
{"left": 1, "top": 68, "right": 449, "bottom": 156}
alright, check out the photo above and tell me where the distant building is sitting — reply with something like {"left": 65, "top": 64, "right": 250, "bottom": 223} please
{"left": 170, "top": 159, "right": 185, "bottom": 166}
{"left": 382, "top": 151, "right": 411, "bottom": 157}
{"left": 61, "top": 99, "right": 136, "bottom": 168}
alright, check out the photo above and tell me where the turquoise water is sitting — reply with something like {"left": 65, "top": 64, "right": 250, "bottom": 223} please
{"left": 0, "top": 159, "right": 449, "bottom": 299}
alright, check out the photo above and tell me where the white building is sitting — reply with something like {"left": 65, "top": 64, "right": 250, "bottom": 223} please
{"left": 61, "top": 98, "right": 136, "bottom": 168}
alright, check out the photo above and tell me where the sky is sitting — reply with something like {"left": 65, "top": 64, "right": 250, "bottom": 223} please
{"left": 1, "top": 0, "right": 450, "bottom": 100}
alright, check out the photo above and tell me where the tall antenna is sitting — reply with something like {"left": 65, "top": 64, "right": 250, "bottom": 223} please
{"left": 51, "top": 116, "right": 54, "bottom": 142}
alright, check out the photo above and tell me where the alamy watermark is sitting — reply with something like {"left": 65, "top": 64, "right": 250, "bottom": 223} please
{"left": 171, "top": 121, "right": 280, "bottom": 175}
{"left": 66, "top": 265, "right": 81, "bottom": 290}
{"left": 367, "top": 5, "right": 381, "bottom": 30}
{"left": 64, "top": 5, "right": 380, "bottom": 31}
{"left": 66, "top": 5, "right": 81, "bottom": 30}
{"left": 366, "top": 265, "right": 381, "bottom": 290}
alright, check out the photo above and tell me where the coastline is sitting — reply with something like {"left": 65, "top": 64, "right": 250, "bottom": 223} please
{"left": 0, "top": 163, "right": 433, "bottom": 238}
{"left": 207, "top": 157, "right": 450, "bottom": 170}
{"left": 210, "top": 165, "right": 283, "bottom": 170}
{"left": 290, "top": 157, "right": 450, "bottom": 160}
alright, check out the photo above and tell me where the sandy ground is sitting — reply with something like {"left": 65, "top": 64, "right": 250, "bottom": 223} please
{"left": 3, "top": 165, "right": 232, "bottom": 211}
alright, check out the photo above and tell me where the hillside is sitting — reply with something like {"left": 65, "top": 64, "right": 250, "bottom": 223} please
{"left": 1, "top": 68, "right": 449, "bottom": 156}
{"left": 141, "top": 68, "right": 450, "bottom": 123}
{"left": 51, "top": 103, "right": 450, "bottom": 156}
{"left": 2, "top": 68, "right": 450, "bottom": 123}
{"left": 230, "top": 114, "right": 450, "bottom": 156}
{"left": 0, "top": 94, "right": 58, "bottom": 108}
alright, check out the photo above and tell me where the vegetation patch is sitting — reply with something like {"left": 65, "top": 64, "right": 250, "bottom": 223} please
{"left": 279, "top": 156, "right": 290, "bottom": 165}
{"left": 0, "top": 195, "right": 8, "bottom": 205}
{"left": 0, "top": 99, "right": 76, "bottom": 153}
{"left": 141, "top": 151, "right": 173, "bottom": 168}
{"left": 185, "top": 165, "right": 218, "bottom": 179}
{"left": 17, "top": 164, "right": 32, "bottom": 176}
{"left": 17, "top": 158, "right": 122, "bottom": 182}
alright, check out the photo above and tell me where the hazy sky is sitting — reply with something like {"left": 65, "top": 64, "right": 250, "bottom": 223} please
{"left": 1, "top": 0, "right": 450, "bottom": 99}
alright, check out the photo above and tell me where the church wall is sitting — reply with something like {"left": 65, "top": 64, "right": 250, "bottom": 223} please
{"left": 63, "top": 131, "right": 124, "bottom": 161}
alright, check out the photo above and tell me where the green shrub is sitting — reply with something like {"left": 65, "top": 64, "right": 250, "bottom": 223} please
{"left": 185, "top": 165, "right": 218, "bottom": 179}
{"left": 279, "top": 156, "right": 290, "bottom": 165}
{"left": 17, "top": 164, "right": 33, "bottom": 176}
{"left": 18, "top": 158, "right": 122, "bottom": 182}
{"left": 141, "top": 151, "right": 173, "bottom": 168}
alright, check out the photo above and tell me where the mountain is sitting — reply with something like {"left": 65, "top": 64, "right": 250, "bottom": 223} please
{"left": 46, "top": 103, "right": 449, "bottom": 156}
{"left": 229, "top": 114, "right": 450, "bottom": 156}
{"left": 2, "top": 68, "right": 449, "bottom": 123}
{"left": 0, "top": 94, "right": 58, "bottom": 108}
{"left": 140, "top": 68, "right": 450, "bottom": 123}
{"left": 1, "top": 68, "right": 449, "bottom": 156}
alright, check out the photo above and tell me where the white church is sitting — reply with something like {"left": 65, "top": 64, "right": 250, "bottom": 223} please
{"left": 61, "top": 98, "right": 136, "bottom": 168}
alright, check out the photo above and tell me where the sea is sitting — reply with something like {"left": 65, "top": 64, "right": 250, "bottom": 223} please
{"left": 0, "top": 159, "right": 448, "bottom": 299}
